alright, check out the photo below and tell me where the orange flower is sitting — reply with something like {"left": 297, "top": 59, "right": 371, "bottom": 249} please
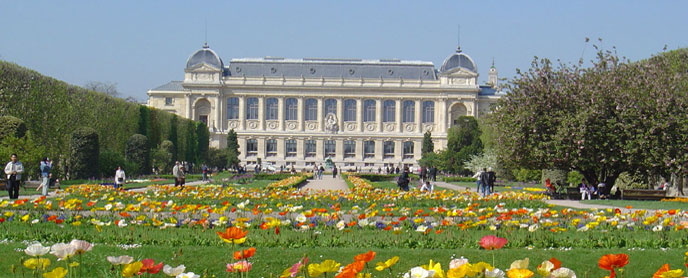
{"left": 598, "top": 253, "right": 629, "bottom": 278}
{"left": 233, "top": 247, "right": 256, "bottom": 260}
{"left": 354, "top": 250, "right": 376, "bottom": 263}
{"left": 654, "top": 264, "right": 670, "bottom": 278}
{"left": 217, "top": 227, "right": 248, "bottom": 244}
{"left": 549, "top": 257, "right": 561, "bottom": 270}
{"left": 336, "top": 260, "right": 365, "bottom": 278}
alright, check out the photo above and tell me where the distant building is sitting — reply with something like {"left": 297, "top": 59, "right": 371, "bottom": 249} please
{"left": 148, "top": 43, "right": 503, "bottom": 170}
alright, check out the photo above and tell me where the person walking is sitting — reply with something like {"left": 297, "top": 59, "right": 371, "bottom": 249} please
{"left": 332, "top": 165, "right": 338, "bottom": 178}
{"left": 172, "top": 161, "right": 181, "bottom": 187}
{"left": 472, "top": 169, "right": 484, "bottom": 193}
{"left": 115, "top": 166, "right": 126, "bottom": 190}
{"left": 318, "top": 164, "right": 324, "bottom": 179}
{"left": 37, "top": 157, "right": 52, "bottom": 196}
{"left": 487, "top": 167, "right": 497, "bottom": 194}
{"left": 202, "top": 165, "right": 208, "bottom": 182}
{"left": 4, "top": 154, "right": 24, "bottom": 200}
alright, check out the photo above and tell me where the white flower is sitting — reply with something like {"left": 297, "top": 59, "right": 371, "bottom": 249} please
{"left": 104, "top": 204, "right": 113, "bottom": 211}
{"left": 336, "top": 220, "right": 346, "bottom": 230}
{"left": 403, "top": 267, "right": 434, "bottom": 278}
{"left": 358, "top": 219, "right": 369, "bottom": 227}
{"left": 449, "top": 257, "right": 469, "bottom": 269}
{"left": 69, "top": 239, "right": 93, "bottom": 254}
{"left": 415, "top": 225, "right": 428, "bottom": 233}
{"left": 163, "top": 264, "right": 186, "bottom": 276}
{"left": 295, "top": 213, "right": 307, "bottom": 223}
{"left": 485, "top": 268, "right": 505, "bottom": 278}
{"left": 31, "top": 219, "right": 39, "bottom": 224}
{"left": 652, "top": 225, "right": 663, "bottom": 232}
{"left": 508, "top": 258, "right": 529, "bottom": 270}
{"left": 528, "top": 224, "right": 539, "bottom": 232}
{"left": 107, "top": 255, "right": 134, "bottom": 265}
{"left": 176, "top": 272, "right": 200, "bottom": 278}
{"left": 118, "top": 220, "right": 128, "bottom": 227}
{"left": 25, "top": 243, "right": 50, "bottom": 256}
{"left": 550, "top": 267, "right": 576, "bottom": 278}
{"left": 50, "top": 243, "right": 76, "bottom": 260}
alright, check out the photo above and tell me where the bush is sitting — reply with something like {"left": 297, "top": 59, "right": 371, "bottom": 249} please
{"left": 0, "top": 115, "right": 27, "bottom": 140}
{"left": 567, "top": 171, "right": 584, "bottom": 186}
{"left": 254, "top": 173, "right": 301, "bottom": 180}
{"left": 0, "top": 132, "right": 45, "bottom": 180}
{"left": 541, "top": 169, "right": 569, "bottom": 187}
{"left": 69, "top": 127, "right": 99, "bottom": 179}
{"left": 99, "top": 149, "right": 126, "bottom": 178}
{"left": 125, "top": 134, "right": 150, "bottom": 176}
{"left": 513, "top": 168, "right": 542, "bottom": 183}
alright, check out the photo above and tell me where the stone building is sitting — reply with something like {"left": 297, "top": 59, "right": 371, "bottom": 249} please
{"left": 147, "top": 43, "right": 503, "bottom": 170}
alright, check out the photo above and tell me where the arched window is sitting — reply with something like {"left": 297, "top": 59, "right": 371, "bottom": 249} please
{"left": 383, "top": 100, "right": 395, "bottom": 122}
{"left": 227, "top": 97, "right": 239, "bottom": 119}
{"left": 246, "top": 98, "right": 258, "bottom": 120}
{"left": 304, "top": 98, "right": 317, "bottom": 121}
{"left": 266, "top": 139, "right": 277, "bottom": 157}
{"left": 403, "top": 100, "right": 415, "bottom": 123}
{"left": 422, "top": 101, "right": 434, "bottom": 123}
{"left": 285, "top": 98, "right": 298, "bottom": 121}
{"left": 324, "top": 99, "right": 337, "bottom": 117}
{"left": 265, "top": 98, "right": 278, "bottom": 120}
{"left": 344, "top": 99, "right": 356, "bottom": 122}
{"left": 324, "top": 140, "right": 336, "bottom": 158}
{"left": 344, "top": 140, "right": 355, "bottom": 158}
{"left": 364, "top": 100, "right": 376, "bottom": 122}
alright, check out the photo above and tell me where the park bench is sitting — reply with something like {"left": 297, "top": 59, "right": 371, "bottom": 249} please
{"left": 565, "top": 187, "right": 582, "bottom": 200}
{"left": 621, "top": 189, "right": 666, "bottom": 201}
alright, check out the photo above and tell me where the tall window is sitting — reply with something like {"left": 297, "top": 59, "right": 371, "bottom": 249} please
{"left": 364, "top": 100, "right": 376, "bottom": 122}
{"left": 403, "top": 141, "right": 414, "bottom": 159}
{"left": 324, "top": 140, "right": 336, "bottom": 158}
{"left": 266, "top": 139, "right": 277, "bottom": 157}
{"left": 383, "top": 141, "right": 395, "bottom": 158}
{"left": 403, "top": 100, "right": 415, "bottom": 123}
{"left": 423, "top": 101, "right": 434, "bottom": 123}
{"left": 344, "top": 140, "right": 355, "bottom": 158}
{"left": 266, "top": 98, "right": 278, "bottom": 120}
{"left": 227, "top": 97, "right": 239, "bottom": 119}
{"left": 305, "top": 140, "right": 316, "bottom": 157}
{"left": 246, "top": 98, "right": 258, "bottom": 120}
{"left": 364, "top": 141, "right": 375, "bottom": 158}
{"left": 324, "top": 99, "right": 337, "bottom": 117}
{"left": 383, "top": 100, "right": 395, "bottom": 122}
{"left": 165, "top": 97, "right": 173, "bottom": 106}
{"left": 246, "top": 139, "right": 257, "bottom": 157}
{"left": 344, "top": 99, "right": 356, "bottom": 122}
{"left": 304, "top": 98, "right": 317, "bottom": 121}
{"left": 285, "top": 98, "right": 298, "bottom": 121}
{"left": 285, "top": 139, "right": 297, "bottom": 157}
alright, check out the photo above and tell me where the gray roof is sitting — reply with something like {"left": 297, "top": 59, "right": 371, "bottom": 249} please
{"left": 186, "top": 44, "right": 223, "bottom": 70}
{"left": 151, "top": 81, "right": 184, "bottom": 91}
{"left": 440, "top": 48, "right": 477, "bottom": 73}
{"left": 226, "top": 57, "right": 438, "bottom": 80}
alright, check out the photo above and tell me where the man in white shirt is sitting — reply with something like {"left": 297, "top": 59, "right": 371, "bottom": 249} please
{"left": 4, "top": 154, "right": 24, "bottom": 199}
{"left": 172, "top": 161, "right": 181, "bottom": 187}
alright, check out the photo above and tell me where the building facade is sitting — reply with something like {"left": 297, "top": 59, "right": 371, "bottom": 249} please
{"left": 147, "top": 43, "right": 503, "bottom": 170}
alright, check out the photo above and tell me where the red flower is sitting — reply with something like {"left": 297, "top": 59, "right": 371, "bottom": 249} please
{"left": 354, "top": 250, "right": 376, "bottom": 263}
{"left": 138, "top": 259, "right": 163, "bottom": 274}
{"left": 233, "top": 247, "right": 256, "bottom": 260}
{"left": 598, "top": 253, "right": 629, "bottom": 278}
{"left": 479, "top": 235, "right": 507, "bottom": 250}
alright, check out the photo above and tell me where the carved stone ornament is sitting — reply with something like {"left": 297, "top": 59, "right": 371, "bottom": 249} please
{"left": 346, "top": 123, "right": 356, "bottom": 131}
{"left": 385, "top": 123, "right": 395, "bottom": 132}
{"left": 287, "top": 122, "right": 297, "bottom": 130}
{"left": 325, "top": 113, "right": 339, "bottom": 133}
{"left": 267, "top": 121, "right": 279, "bottom": 130}
{"left": 228, "top": 121, "right": 238, "bottom": 129}
{"left": 365, "top": 123, "right": 376, "bottom": 131}
{"left": 306, "top": 122, "right": 317, "bottom": 130}
{"left": 248, "top": 121, "right": 258, "bottom": 129}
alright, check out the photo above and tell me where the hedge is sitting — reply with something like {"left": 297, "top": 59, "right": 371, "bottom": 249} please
{"left": 442, "top": 176, "right": 477, "bottom": 182}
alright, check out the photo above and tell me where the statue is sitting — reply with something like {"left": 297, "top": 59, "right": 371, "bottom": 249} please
{"left": 325, "top": 113, "right": 339, "bottom": 133}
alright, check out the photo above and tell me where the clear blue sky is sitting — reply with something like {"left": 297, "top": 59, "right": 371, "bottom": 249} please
{"left": 2, "top": 1, "right": 687, "bottom": 101}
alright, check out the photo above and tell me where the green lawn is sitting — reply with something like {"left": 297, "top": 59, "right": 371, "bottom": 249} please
{"left": 581, "top": 199, "right": 688, "bottom": 210}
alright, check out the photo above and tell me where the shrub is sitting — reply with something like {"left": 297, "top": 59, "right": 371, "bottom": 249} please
{"left": 0, "top": 115, "right": 27, "bottom": 139}
{"left": 152, "top": 140, "right": 174, "bottom": 174}
{"left": 0, "top": 132, "right": 45, "bottom": 180}
{"left": 567, "top": 171, "right": 585, "bottom": 187}
{"left": 513, "top": 168, "right": 542, "bottom": 183}
{"left": 69, "top": 127, "right": 99, "bottom": 179}
{"left": 541, "top": 169, "right": 569, "bottom": 187}
{"left": 125, "top": 134, "right": 150, "bottom": 176}
{"left": 99, "top": 149, "right": 126, "bottom": 178}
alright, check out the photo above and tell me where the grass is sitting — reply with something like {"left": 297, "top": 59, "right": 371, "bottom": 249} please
{"left": 581, "top": 199, "right": 688, "bottom": 210}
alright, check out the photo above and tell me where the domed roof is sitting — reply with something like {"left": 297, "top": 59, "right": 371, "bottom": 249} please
{"left": 186, "top": 43, "right": 223, "bottom": 70}
{"left": 440, "top": 47, "right": 477, "bottom": 73}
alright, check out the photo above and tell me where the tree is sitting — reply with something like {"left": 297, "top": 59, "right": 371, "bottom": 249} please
{"left": 84, "top": 81, "right": 119, "bottom": 97}
{"left": 0, "top": 131, "right": 45, "bottom": 180}
{"left": 152, "top": 140, "right": 175, "bottom": 174}
{"left": 0, "top": 115, "right": 27, "bottom": 139}
{"left": 421, "top": 131, "right": 434, "bottom": 156}
{"left": 185, "top": 121, "right": 197, "bottom": 163}
{"left": 69, "top": 127, "right": 99, "bottom": 179}
{"left": 138, "top": 106, "right": 150, "bottom": 138}
{"left": 226, "top": 129, "right": 240, "bottom": 169}
{"left": 207, "top": 148, "right": 228, "bottom": 170}
{"left": 99, "top": 149, "right": 126, "bottom": 178}
{"left": 168, "top": 115, "right": 178, "bottom": 162}
{"left": 440, "top": 116, "right": 483, "bottom": 174}
{"left": 493, "top": 46, "right": 688, "bottom": 195}
{"left": 125, "top": 134, "right": 150, "bottom": 176}
{"left": 196, "top": 122, "right": 209, "bottom": 163}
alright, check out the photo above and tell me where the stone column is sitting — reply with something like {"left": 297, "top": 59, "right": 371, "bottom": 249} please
{"left": 258, "top": 97, "right": 265, "bottom": 130}
{"left": 438, "top": 99, "right": 446, "bottom": 133}
{"left": 415, "top": 100, "right": 422, "bottom": 133}
{"left": 357, "top": 99, "right": 363, "bottom": 132}
{"left": 238, "top": 96, "right": 245, "bottom": 130}
{"left": 278, "top": 97, "right": 284, "bottom": 131}
{"left": 257, "top": 138, "right": 265, "bottom": 160}
{"left": 376, "top": 99, "right": 383, "bottom": 132}
{"left": 318, "top": 98, "right": 324, "bottom": 131}
{"left": 297, "top": 97, "right": 304, "bottom": 131}
{"left": 237, "top": 138, "right": 246, "bottom": 161}
{"left": 277, "top": 138, "right": 285, "bottom": 160}
{"left": 395, "top": 140, "right": 403, "bottom": 163}
{"left": 215, "top": 96, "right": 222, "bottom": 132}
{"left": 335, "top": 138, "right": 344, "bottom": 162}
{"left": 316, "top": 139, "right": 324, "bottom": 160}
{"left": 395, "top": 99, "right": 402, "bottom": 133}
{"left": 337, "top": 99, "right": 343, "bottom": 133}
{"left": 374, "top": 139, "right": 383, "bottom": 161}
{"left": 354, "top": 139, "right": 363, "bottom": 161}
{"left": 297, "top": 138, "right": 305, "bottom": 159}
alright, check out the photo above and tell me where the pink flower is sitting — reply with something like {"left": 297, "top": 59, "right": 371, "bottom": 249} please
{"left": 288, "top": 256, "right": 308, "bottom": 277}
{"left": 479, "top": 235, "right": 507, "bottom": 250}
{"left": 226, "top": 260, "right": 252, "bottom": 273}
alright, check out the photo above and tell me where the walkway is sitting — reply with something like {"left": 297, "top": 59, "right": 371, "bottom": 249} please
{"left": 300, "top": 175, "right": 349, "bottom": 192}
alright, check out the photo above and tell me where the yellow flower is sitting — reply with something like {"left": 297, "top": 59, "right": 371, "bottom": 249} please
{"left": 470, "top": 262, "right": 493, "bottom": 272}
{"left": 506, "top": 268, "right": 534, "bottom": 278}
{"left": 356, "top": 273, "right": 371, "bottom": 278}
{"left": 508, "top": 258, "right": 529, "bottom": 270}
{"left": 447, "top": 264, "right": 479, "bottom": 278}
{"left": 375, "top": 256, "right": 399, "bottom": 271}
{"left": 21, "top": 214, "right": 30, "bottom": 222}
{"left": 421, "top": 260, "right": 445, "bottom": 278}
{"left": 42, "top": 267, "right": 68, "bottom": 278}
{"left": 122, "top": 261, "right": 143, "bottom": 277}
{"left": 308, "top": 260, "right": 341, "bottom": 277}
{"left": 69, "top": 262, "right": 79, "bottom": 268}
{"left": 660, "top": 269, "right": 685, "bottom": 278}
{"left": 536, "top": 260, "right": 554, "bottom": 276}
{"left": 24, "top": 258, "right": 51, "bottom": 270}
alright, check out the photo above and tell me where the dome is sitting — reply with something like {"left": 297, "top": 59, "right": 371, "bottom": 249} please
{"left": 185, "top": 43, "right": 223, "bottom": 70}
{"left": 440, "top": 47, "right": 477, "bottom": 73}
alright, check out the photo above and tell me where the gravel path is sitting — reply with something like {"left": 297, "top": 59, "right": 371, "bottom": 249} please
{"left": 300, "top": 175, "right": 349, "bottom": 192}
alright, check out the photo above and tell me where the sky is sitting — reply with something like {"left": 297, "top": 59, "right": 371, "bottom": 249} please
{"left": 1, "top": 1, "right": 688, "bottom": 101}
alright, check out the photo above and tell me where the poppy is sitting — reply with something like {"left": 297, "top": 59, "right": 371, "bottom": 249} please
{"left": 479, "top": 235, "right": 508, "bottom": 250}
{"left": 354, "top": 250, "right": 376, "bottom": 263}
{"left": 217, "top": 227, "right": 248, "bottom": 244}
{"left": 598, "top": 253, "right": 629, "bottom": 278}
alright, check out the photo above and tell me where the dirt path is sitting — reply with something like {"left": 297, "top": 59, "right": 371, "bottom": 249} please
{"left": 300, "top": 175, "right": 349, "bottom": 192}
